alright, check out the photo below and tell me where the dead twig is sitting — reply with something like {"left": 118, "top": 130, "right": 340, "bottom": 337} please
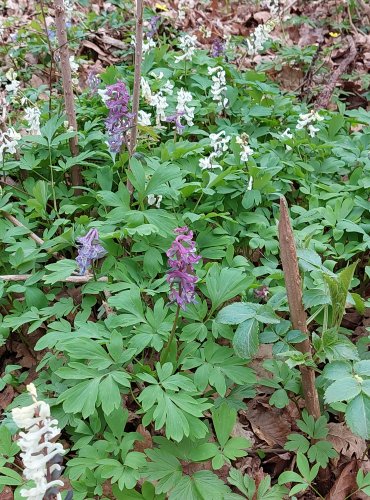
{"left": 278, "top": 197, "right": 321, "bottom": 419}
{"left": 0, "top": 274, "right": 108, "bottom": 283}
{"left": 314, "top": 36, "right": 357, "bottom": 110}
{"left": 54, "top": 0, "right": 83, "bottom": 193}
{"left": 3, "top": 211, "right": 44, "bottom": 246}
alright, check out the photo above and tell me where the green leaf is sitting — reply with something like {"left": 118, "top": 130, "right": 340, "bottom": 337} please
{"left": 216, "top": 303, "right": 256, "bottom": 325}
{"left": 323, "top": 361, "right": 352, "bottom": 380}
{"left": 324, "top": 377, "right": 361, "bottom": 404}
{"left": 284, "top": 433, "right": 310, "bottom": 454}
{"left": 58, "top": 378, "right": 101, "bottom": 418}
{"left": 170, "top": 470, "right": 230, "bottom": 500}
{"left": 43, "top": 259, "right": 77, "bottom": 284}
{"left": 145, "top": 448, "right": 183, "bottom": 494}
{"left": 233, "top": 318, "right": 259, "bottom": 359}
{"left": 0, "top": 427, "right": 19, "bottom": 457}
{"left": 296, "top": 452, "right": 310, "bottom": 480}
{"left": 203, "top": 265, "right": 251, "bottom": 312}
{"left": 345, "top": 394, "right": 370, "bottom": 439}
{"left": 0, "top": 467, "right": 23, "bottom": 485}
{"left": 212, "top": 403, "right": 236, "bottom": 448}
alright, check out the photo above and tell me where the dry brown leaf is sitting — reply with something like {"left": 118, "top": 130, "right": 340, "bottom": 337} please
{"left": 326, "top": 460, "right": 358, "bottom": 500}
{"left": 244, "top": 400, "right": 291, "bottom": 446}
{"left": 231, "top": 421, "right": 256, "bottom": 447}
{"left": 0, "top": 487, "right": 13, "bottom": 500}
{"left": 327, "top": 423, "right": 366, "bottom": 464}
{"left": 134, "top": 424, "right": 153, "bottom": 453}
{"left": 98, "top": 33, "right": 126, "bottom": 50}
{"left": 0, "top": 385, "right": 15, "bottom": 410}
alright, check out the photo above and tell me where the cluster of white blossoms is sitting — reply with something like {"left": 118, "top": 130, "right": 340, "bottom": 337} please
{"left": 131, "top": 34, "right": 156, "bottom": 54}
{"left": 5, "top": 68, "right": 20, "bottom": 95}
{"left": 24, "top": 107, "right": 41, "bottom": 135}
{"left": 138, "top": 110, "right": 152, "bottom": 126}
{"left": 12, "top": 383, "right": 65, "bottom": 500}
{"left": 199, "top": 130, "right": 231, "bottom": 170}
{"left": 174, "top": 33, "right": 197, "bottom": 63}
{"left": 141, "top": 77, "right": 175, "bottom": 126}
{"left": 208, "top": 66, "right": 228, "bottom": 109}
{"left": 63, "top": 0, "right": 74, "bottom": 21}
{"left": 236, "top": 133, "right": 254, "bottom": 162}
{"left": 246, "top": 20, "right": 275, "bottom": 57}
{"left": 261, "top": 0, "right": 281, "bottom": 16}
{"left": 147, "top": 193, "right": 162, "bottom": 208}
{"left": 296, "top": 110, "right": 324, "bottom": 137}
{"left": 176, "top": 88, "right": 195, "bottom": 127}
{"left": 0, "top": 127, "right": 21, "bottom": 161}
{"left": 177, "top": 0, "right": 195, "bottom": 21}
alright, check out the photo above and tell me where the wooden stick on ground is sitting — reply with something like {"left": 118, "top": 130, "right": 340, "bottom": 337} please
{"left": 278, "top": 197, "right": 321, "bottom": 419}
{"left": 54, "top": 0, "right": 83, "bottom": 193}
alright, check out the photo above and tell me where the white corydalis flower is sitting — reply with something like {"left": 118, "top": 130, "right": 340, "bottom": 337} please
{"left": 296, "top": 110, "right": 323, "bottom": 137}
{"left": 147, "top": 193, "right": 162, "bottom": 208}
{"left": 24, "top": 107, "right": 41, "bottom": 135}
{"left": 69, "top": 55, "right": 79, "bottom": 73}
{"left": 178, "top": 0, "right": 195, "bottom": 21}
{"left": 141, "top": 78, "right": 152, "bottom": 103}
{"left": 12, "top": 383, "right": 65, "bottom": 500}
{"left": 138, "top": 110, "right": 152, "bottom": 126}
{"left": 5, "top": 68, "right": 20, "bottom": 95}
{"left": 236, "top": 134, "right": 254, "bottom": 162}
{"left": 176, "top": 88, "right": 195, "bottom": 127}
{"left": 174, "top": 33, "right": 197, "bottom": 63}
{"left": 200, "top": 130, "right": 231, "bottom": 170}
{"left": 246, "top": 20, "right": 275, "bottom": 56}
{"left": 0, "top": 127, "right": 21, "bottom": 161}
{"left": 150, "top": 92, "right": 168, "bottom": 125}
{"left": 208, "top": 66, "right": 228, "bottom": 108}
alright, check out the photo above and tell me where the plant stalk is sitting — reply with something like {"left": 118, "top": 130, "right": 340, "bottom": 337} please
{"left": 162, "top": 304, "right": 181, "bottom": 364}
{"left": 54, "top": 0, "right": 82, "bottom": 193}
{"left": 278, "top": 196, "right": 321, "bottom": 419}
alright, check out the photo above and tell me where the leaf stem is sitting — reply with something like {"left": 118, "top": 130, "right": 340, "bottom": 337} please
{"left": 161, "top": 304, "right": 181, "bottom": 364}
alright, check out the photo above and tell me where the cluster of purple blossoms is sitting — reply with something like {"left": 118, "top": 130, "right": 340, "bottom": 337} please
{"left": 87, "top": 70, "right": 101, "bottom": 95}
{"left": 104, "top": 81, "right": 132, "bottom": 153}
{"left": 147, "top": 15, "right": 160, "bottom": 38}
{"left": 166, "top": 227, "right": 201, "bottom": 310}
{"left": 165, "top": 110, "right": 185, "bottom": 134}
{"left": 76, "top": 228, "right": 107, "bottom": 275}
{"left": 211, "top": 38, "right": 226, "bottom": 57}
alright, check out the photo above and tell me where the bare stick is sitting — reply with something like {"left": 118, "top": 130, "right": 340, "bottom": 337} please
{"left": 0, "top": 274, "right": 108, "bottom": 282}
{"left": 54, "top": 0, "right": 82, "bottom": 193}
{"left": 278, "top": 197, "right": 321, "bottom": 419}
{"left": 314, "top": 36, "right": 356, "bottom": 110}
{"left": 127, "top": 0, "right": 144, "bottom": 194}
{"left": 3, "top": 211, "right": 44, "bottom": 246}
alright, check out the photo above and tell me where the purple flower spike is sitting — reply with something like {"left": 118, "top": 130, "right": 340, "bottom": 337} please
{"left": 147, "top": 16, "right": 160, "bottom": 38}
{"left": 76, "top": 228, "right": 107, "bottom": 275}
{"left": 104, "top": 81, "right": 132, "bottom": 153}
{"left": 166, "top": 227, "right": 201, "bottom": 310}
{"left": 87, "top": 70, "right": 101, "bottom": 95}
{"left": 211, "top": 38, "right": 226, "bottom": 57}
{"left": 165, "top": 110, "right": 185, "bottom": 134}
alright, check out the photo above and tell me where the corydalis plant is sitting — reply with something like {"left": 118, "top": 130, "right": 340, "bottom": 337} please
{"left": 12, "top": 383, "right": 67, "bottom": 500}
{"left": 76, "top": 228, "right": 106, "bottom": 275}
{"left": 166, "top": 226, "right": 200, "bottom": 310}
{"left": 102, "top": 81, "right": 132, "bottom": 153}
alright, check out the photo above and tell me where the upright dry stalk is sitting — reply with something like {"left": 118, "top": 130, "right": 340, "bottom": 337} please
{"left": 278, "top": 196, "right": 321, "bottom": 419}
{"left": 54, "top": 0, "right": 82, "bottom": 192}
{"left": 129, "top": 0, "right": 144, "bottom": 156}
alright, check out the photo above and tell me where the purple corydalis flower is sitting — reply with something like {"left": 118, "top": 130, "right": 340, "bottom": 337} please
{"left": 104, "top": 81, "right": 131, "bottom": 153}
{"left": 166, "top": 226, "right": 201, "bottom": 310}
{"left": 87, "top": 70, "right": 101, "bottom": 95}
{"left": 211, "top": 38, "right": 226, "bottom": 57}
{"left": 254, "top": 285, "right": 269, "bottom": 301}
{"left": 147, "top": 16, "right": 160, "bottom": 38}
{"left": 76, "top": 228, "right": 107, "bottom": 275}
{"left": 165, "top": 110, "right": 185, "bottom": 134}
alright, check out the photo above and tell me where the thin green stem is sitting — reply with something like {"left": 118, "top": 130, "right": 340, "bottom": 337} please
{"left": 161, "top": 304, "right": 181, "bottom": 364}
